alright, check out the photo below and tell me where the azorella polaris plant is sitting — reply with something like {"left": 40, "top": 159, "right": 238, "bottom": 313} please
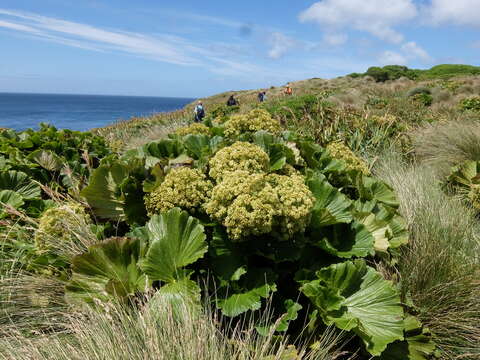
{"left": 205, "top": 170, "right": 314, "bottom": 240}
{"left": 145, "top": 167, "right": 213, "bottom": 215}
{"left": 208, "top": 141, "right": 270, "bottom": 181}
{"left": 224, "top": 108, "right": 282, "bottom": 137}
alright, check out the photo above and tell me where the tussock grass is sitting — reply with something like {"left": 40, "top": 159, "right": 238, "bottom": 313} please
{"left": 375, "top": 152, "right": 480, "bottom": 359}
{"left": 412, "top": 120, "right": 480, "bottom": 177}
{"left": 0, "top": 274, "right": 350, "bottom": 360}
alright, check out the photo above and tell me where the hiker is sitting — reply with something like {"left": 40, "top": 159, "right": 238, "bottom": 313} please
{"left": 261, "top": 91, "right": 267, "bottom": 101}
{"left": 284, "top": 85, "right": 293, "bottom": 96}
{"left": 258, "top": 91, "right": 265, "bottom": 102}
{"left": 226, "top": 95, "right": 238, "bottom": 106}
{"left": 194, "top": 101, "right": 205, "bottom": 122}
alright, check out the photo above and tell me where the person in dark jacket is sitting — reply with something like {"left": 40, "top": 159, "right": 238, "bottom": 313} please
{"left": 226, "top": 95, "right": 238, "bottom": 106}
{"left": 194, "top": 101, "right": 205, "bottom": 122}
{"left": 258, "top": 92, "right": 264, "bottom": 102}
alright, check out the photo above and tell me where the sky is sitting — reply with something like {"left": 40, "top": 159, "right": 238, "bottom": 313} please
{"left": 0, "top": 0, "right": 478, "bottom": 97}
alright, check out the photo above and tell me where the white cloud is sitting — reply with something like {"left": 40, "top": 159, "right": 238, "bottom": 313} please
{"left": 378, "top": 41, "right": 432, "bottom": 65}
{"left": 323, "top": 32, "right": 348, "bottom": 46}
{"left": 427, "top": 0, "right": 480, "bottom": 27}
{"left": 378, "top": 50, "right": 407, "bottom": 65}
{"left": 401, "top": 41, "right": 431, "bottom": 61}
{"left": 299, "top": 0, "right": 417, "bottom": 43}
{"left": 267, "top": 32, "right": 298, "bottom": 59}
{"left": 0, "top": 8, "right": 197, "bottom": 65}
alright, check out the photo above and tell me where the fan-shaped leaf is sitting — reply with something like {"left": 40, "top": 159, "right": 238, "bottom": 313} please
{"left": 307, "top": 171, "right": 353, "bottom": 228}
{"left": 317, "top": 221, "right": 375, "bottom": 258}
{"left": 65, "top": 237, "right": 148, "bottom": 305}
{"left": 301, "top": 260, "right": 404, "bottom": 356}
{"left": 0, "top": 170, "right": 41, "bottom": 199}
{"left": 147, "top": 278, "right": 201, "bottom": 321}
{"left": 357, "top": 176, "right": 399, "bottom": 208}
{"left": 140, "top": 208, "right": 207, "bottom": 282}
{"left": 81, "top": 162, "right": 128, "bottom": 220}
{"left": 0, "top": 189, "right": 24, "bottom": 217}
{"left": 29, "top": 149, "right": 63, "bottom": 171}
{"left": 217, "top": 282, "right": 275, "bottom": 317}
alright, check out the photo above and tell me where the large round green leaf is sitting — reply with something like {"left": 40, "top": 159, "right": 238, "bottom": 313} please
{"left": 80, "top": 160, "right": 147, "bottom": 224}
{"left": 357, "top": 176, "right": 399, "bottom": 208}
{"left": 28, "top": 149, "right": 63, "bottom": 171}
{"left": 307, "top": 171, "right": 353, "bottom": 228}
{"left": 316, "top": 221, "right": 375, "bottom": 258}
{"left": 0, "top": 189, "right": 24, "bottom": 218}
{"left": 300, "top": 260, "right": 404, "bottom": 356}
{"left": 140, "top": 208, "right": 207, "bottom": 282}
{"left": 146, "top": 278, "right": 202, "bottom": 322}
{"left": 0, "top": 170, "right": 41, "bottom": 200}
{"left": 65, "top": 237, "right": 148, "bottom": 305}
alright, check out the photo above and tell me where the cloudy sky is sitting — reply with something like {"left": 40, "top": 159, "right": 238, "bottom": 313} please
{"left": 0, "top": 0, "right": 478, "bottom": 97}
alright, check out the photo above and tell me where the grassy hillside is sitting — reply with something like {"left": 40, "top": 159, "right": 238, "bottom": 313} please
{"left": 1, "top": 66, "right": 480, "bottom": 359}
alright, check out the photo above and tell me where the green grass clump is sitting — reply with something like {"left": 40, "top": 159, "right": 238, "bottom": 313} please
{"left": 375, "top": 153, "right": 480, "bottom": 359}
{"left": 412, "top": 120, "right": 480, "bottom": 177}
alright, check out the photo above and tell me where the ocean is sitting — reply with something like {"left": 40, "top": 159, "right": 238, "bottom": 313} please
{"left": 0, "top": 93, "right": 194, "bottom": 132}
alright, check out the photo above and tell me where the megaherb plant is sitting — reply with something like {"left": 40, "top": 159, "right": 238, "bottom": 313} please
{"left": 6, "top": 110, "right": 435, "bottom": 358}
{"left": 0, "top": 124, "right": 109, "bottom": 274}
{"left": 0, "top": 123, "right": 109, "bottom": 207}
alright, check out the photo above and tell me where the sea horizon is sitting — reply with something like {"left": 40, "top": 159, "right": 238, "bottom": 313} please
{"left": 0, "top": 93, "right": 195, "bottom": 132}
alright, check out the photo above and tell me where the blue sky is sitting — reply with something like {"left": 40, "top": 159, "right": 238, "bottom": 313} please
{"left": 0, "top": 0, "right": 478, "bottom": 97}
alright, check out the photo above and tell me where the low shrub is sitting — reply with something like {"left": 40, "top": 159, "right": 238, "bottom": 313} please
{"left": 407, "top": 87, "right": 432, "bottom": 97}
{"left": 459, "top": 96, "right": 480, "bottom": 112}
{"left": 365, "top": 97, "right": 389, "bottom": 109}
{"left": 412, "top": 93, "right": 433, "bottom": 107}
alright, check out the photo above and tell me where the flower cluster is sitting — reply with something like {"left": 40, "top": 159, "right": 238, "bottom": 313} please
{"left": 175, "top": 123, "right": 211, "bottom": 136}
{"left": 224, "top": 108, "right": 281, "bottom": 137}
{"left": 326, "top": 141, "right": 370, "bottom": 175}
{"left": 145, "top": 167, "right": 213, "bottom": 215}
{"left": 205, "top": 170, "right": 314, "bottom": 240}
{"left": 34, "top": 203, "right": 91, "bottom": 250}
{"left": 208, "top": 141, "right": 270, "bottom": 181}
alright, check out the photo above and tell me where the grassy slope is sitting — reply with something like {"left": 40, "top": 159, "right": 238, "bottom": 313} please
{"left": 2, "top": 66, "right": 480, "bottom": 359}
{"left": 92, "top": 68, "right": 480, "bottom": 359}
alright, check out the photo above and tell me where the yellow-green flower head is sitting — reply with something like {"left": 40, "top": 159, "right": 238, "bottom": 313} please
{"left": 224, "top": 108, "right": 281, "bottom": 137}
{"left": 145, "top": 167, "right": 213, "bottom": 215}
{"left": 205, "top": 170, "right": 314, "bottom": 240}
{"left": 208, "top": 141, "right": 270, "bottom": 181}
{"left": 175, "top": 123, "right": 211, "bottom": 136}
{"left": 34, "top": 203, "right": 91, "bottom": 251}
{"left": 326, "top": 141, "right": 370, "bottom": 175}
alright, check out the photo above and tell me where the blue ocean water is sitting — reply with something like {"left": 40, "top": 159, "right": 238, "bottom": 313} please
{"left": 0, "top": 93, "right": 194, "bottom": 132}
